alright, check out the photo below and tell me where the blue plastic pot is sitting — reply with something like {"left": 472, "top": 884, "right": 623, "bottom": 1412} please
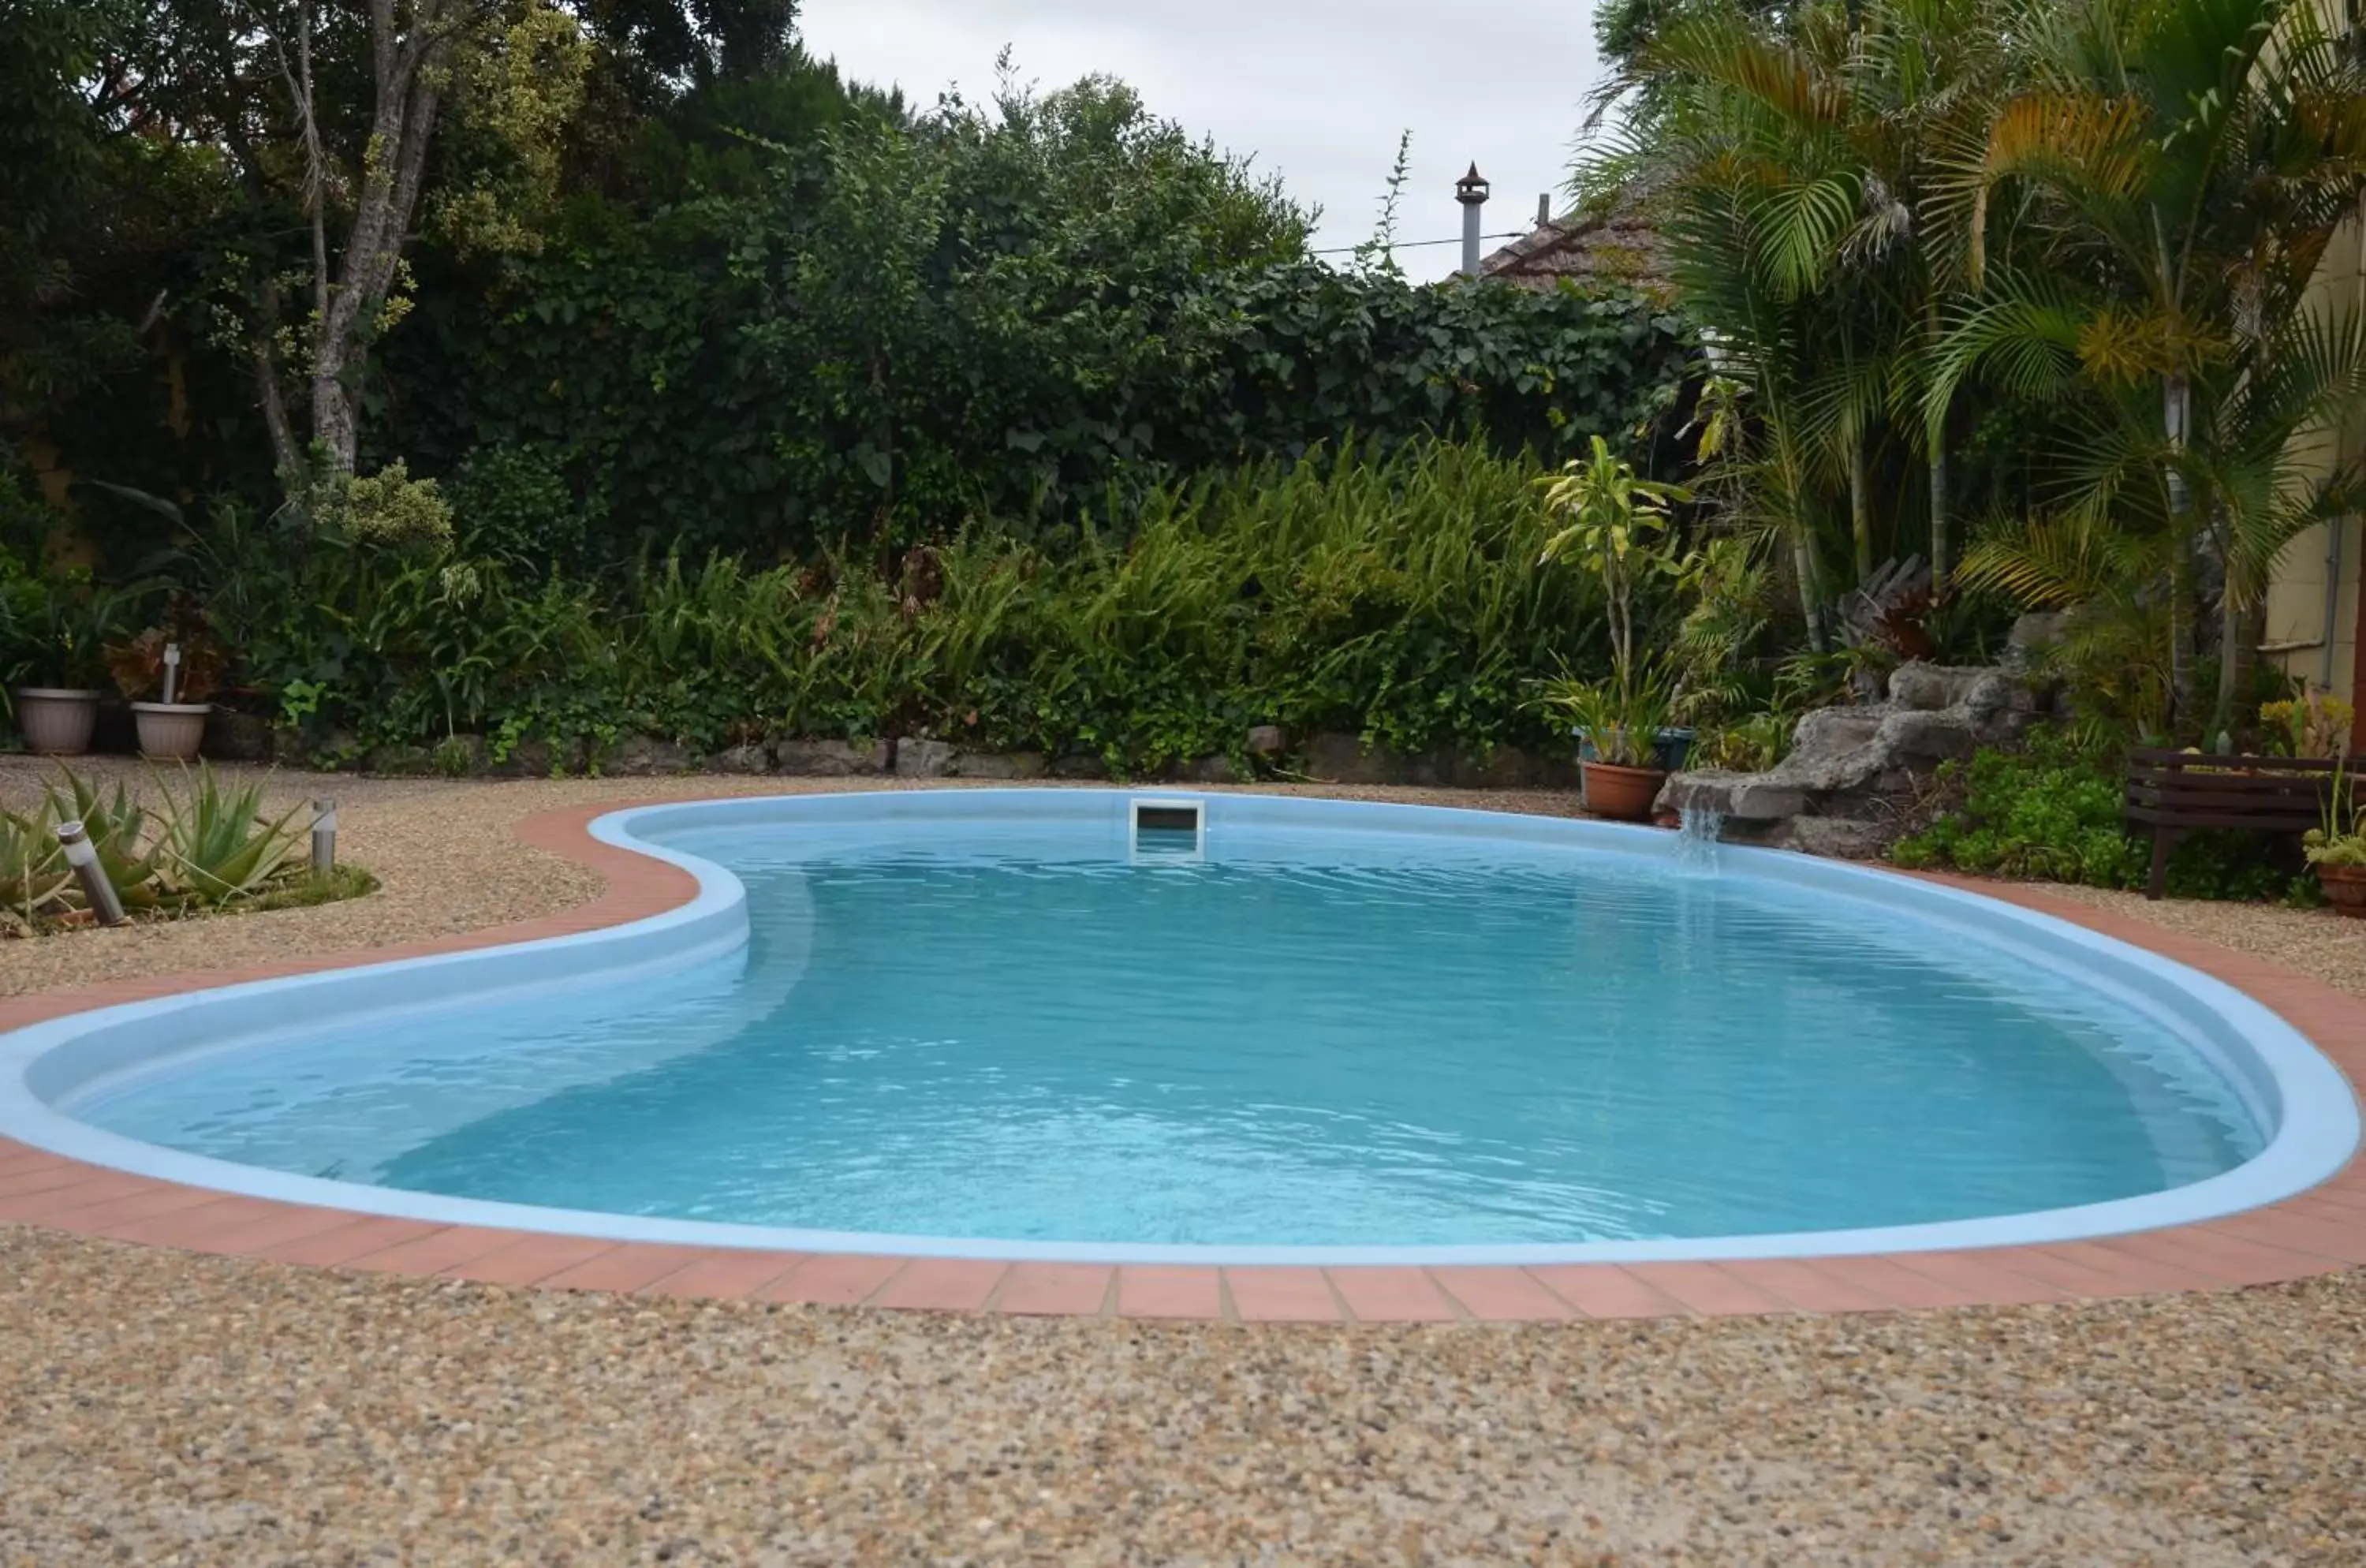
{"left": 1575, "top": 726, "right": 1695, "bottom": 770}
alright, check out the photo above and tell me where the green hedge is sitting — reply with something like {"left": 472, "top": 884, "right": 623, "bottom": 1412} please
{"left": 207, "top": 439, "right": 1607, "bottom": 772}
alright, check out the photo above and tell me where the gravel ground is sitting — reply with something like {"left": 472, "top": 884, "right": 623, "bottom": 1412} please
{"left": 2036, "top": 881, "right": 2366, "bottom": 1000}
{"left": 0, "top": 760, "right": 2361, "bottom": 1565}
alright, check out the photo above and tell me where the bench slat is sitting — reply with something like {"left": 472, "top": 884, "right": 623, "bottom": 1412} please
{"left": 2125, "top": 788, "right": 2327, "bottom": 814}
{"left": 2122, "top": 750, "right": 2359, "bottom": 900}
{"left": 2126, "top": 809, "right": 2324, "bottom": 832}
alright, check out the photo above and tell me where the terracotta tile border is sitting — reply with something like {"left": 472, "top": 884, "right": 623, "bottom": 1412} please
{"left": 0, "top": 797, "right": 2360, "bottom": 1323}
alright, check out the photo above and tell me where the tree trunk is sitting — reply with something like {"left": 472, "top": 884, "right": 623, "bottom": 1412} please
{"left": 1925, "top": 297, "right": 1951, "bottom": 599}
{"left": 2211, "top": 593, "right": 2267, "bottom": 745}
{"left": 2163, "top": 373, "right": 2197, "bottom": 730}
{"left": 255, "top": 281, "right": 303, "bottom": 480}
{"left": 305, "top": 1, "right": 457, "bottom": 478}
{"left": 1928, "top": 448, "right": 1950, "bottom": 601}
{"left": 1773, "top": 419, "right": 1828, "bottom": 650}
{"left": 1793, "top": 522, "right": 1828, "bottom": 653}
{"left": 1848, "top": 433, "right": 1874, "bottom": 586}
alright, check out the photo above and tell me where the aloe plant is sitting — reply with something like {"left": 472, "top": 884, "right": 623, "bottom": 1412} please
{"left": 152, "top": 763, "right": 307, "bottom": 908}
{"left": 0, "top": 798, "right": 70, "bottom": 930}
{"left": 42, "top": 767, "right": 161, "bottom": 910}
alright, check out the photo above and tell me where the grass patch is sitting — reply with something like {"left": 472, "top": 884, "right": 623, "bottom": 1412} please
{"left": 234, "top": 863, "right": 380, "bottom": 913}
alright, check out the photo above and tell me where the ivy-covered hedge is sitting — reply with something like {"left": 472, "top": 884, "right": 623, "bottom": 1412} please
{"left": 375, "top": 85, "right": 1692, "bottom": 563}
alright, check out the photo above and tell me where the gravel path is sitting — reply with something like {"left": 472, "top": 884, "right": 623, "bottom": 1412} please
{"left": 0, "top": 762, "right": 2360, "bottom": 1564}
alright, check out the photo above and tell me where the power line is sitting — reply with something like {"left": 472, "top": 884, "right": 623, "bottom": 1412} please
{"left": 1308, "top": 231, "right": 1528, "bottom": 255}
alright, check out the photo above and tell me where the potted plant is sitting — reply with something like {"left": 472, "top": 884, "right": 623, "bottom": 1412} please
{"left": 2305, "top": 760, "right": 2366, "bottom": 918}
{"left": 2261, "top": 687, "right": 2355, "bottom": 760}
{"left": 1547, "top": 660, "right": 1681, "bottom": 820}
{"left": 1539, "top": 435, "right": 1696, "bottom": 818}
{"left": 107, "top": 607, "right": 226, "bottom": 762}
{"left": 9, "top": 577, "right": 129, "bottom": 756}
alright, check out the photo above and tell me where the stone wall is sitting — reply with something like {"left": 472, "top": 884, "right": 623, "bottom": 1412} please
{"left": 211, "top": 718, "right": 1582, "bottom": 791}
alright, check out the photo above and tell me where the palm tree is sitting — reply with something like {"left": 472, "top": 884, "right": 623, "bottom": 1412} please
{"left": 1935, "top": 0, "right": 2366, "bottom": 735}
{"left": 1589, "top": 0, "right": 2010, "bottom": 615}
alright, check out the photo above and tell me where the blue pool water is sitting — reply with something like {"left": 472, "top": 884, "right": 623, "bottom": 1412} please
{"left": 73, "top": 805, "right": 2263, "bottom": 1249}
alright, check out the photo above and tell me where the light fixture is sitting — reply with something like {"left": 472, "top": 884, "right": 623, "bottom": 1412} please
{"left": 56, "top": 820, "right": 125, "bottom": 926}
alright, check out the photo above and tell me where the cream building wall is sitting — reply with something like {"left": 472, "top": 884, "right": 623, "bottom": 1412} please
{"left": 2263, "top": 210, "right": 2365, "bottom": 707}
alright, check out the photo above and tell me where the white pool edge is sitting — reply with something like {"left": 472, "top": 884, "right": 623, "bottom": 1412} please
{"left": 0, "top": 788, "right": 2353, "bottom": 1267}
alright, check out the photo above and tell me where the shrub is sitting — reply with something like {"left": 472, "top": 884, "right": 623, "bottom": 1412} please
{"left": 446, "top": 443, "right": 590, "bottom": 573}
{"left": 1892, "top": 730, "right": 2311, "bottom": 902}
{"left": 302, "top": 461, "right": 454, "bottom": 551}
{"left": 222, "top": 439, "right": 1612, "bottom": 772}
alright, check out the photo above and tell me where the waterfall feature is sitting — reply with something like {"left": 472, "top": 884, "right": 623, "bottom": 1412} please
{"left": 1676, "top": 808, "right": 1725, "bottom": 873}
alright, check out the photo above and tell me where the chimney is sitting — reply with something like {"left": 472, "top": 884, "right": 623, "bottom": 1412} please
{"left": 1537, "top": 193, "right": 1552, "bottom": 226}
{"left": 1455, "top": 162, "right": 1491, "bottom": 277}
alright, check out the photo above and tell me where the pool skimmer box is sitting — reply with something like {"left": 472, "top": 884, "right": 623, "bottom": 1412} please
{"left": 1129, "top": 796, "right": 1207, "bottom": 863}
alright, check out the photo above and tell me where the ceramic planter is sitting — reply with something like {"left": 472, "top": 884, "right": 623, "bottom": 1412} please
{"left": 131, "top": 700, "right": 211, "bottom": 761}
{"left": 14, "top": 687, "right": 102, "bottom": 756}
{"left": 2318, "top": 862, "right": 2366, "bottom": 920}
{"left": 1580, "top": 759, "right": 1668, "bottom": 821}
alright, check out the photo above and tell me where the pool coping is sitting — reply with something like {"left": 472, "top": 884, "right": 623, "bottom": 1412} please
{"left": 0, "top": 792, "right": 2361, "bottom": 1322}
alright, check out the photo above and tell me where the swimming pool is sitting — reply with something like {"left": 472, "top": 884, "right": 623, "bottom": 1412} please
{"left": 0, "top": 790, "right": 2353, "bottom": 1264}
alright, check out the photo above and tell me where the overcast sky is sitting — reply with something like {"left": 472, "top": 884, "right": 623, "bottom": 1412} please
{"left": 797, "top": 0, "right": 1606, "bottom": 281}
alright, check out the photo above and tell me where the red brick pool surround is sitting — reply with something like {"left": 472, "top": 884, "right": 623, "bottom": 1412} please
{"left": 0, "top": 797, "right": 2360, "bottom": 1322}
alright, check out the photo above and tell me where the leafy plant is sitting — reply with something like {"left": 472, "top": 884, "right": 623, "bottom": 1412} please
{"left": 42, "top": 767, "right": 160, "bottom": 909}
{"left": 176, "top": 437, "right": 1610, "bottom": 774}
{"left": 2260, "top": 689, "right": 2356, "bottom": 761}
{"left": 1540, "top": 435, "right": 1693, "bottom": 688}
{"left": 2304, "top": 822, "right": 2366, "bottom": 870}
{"left": 1538, "top": 656, "right": 1681, "bottom": 767}
{"left": 2303, "top": 757, "right": 2365, "bottom": 869}
{"left": 1696, "top": 709, "right": 1792, "bottom": 771}
{"left": 1894, "top": 729, "right": 2305, "bottom": 899}
{"left": 298, "top": 461, "right": 455, "bottom": 551}
{"left": 15, "top": 572, "right": 134, "bottom": 691}
{"left": 151, "top": 763, "right": 308, "bottom": 907}
{"left": 0, "top": 796, "right": 69, "bottom": 931}
{"left": 106, "top": 622, "right": 229, "bottom": 704}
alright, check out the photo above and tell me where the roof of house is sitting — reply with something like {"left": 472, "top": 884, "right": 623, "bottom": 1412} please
{"left": 1476, "top": 193, "right": 1673, "bottom": 299}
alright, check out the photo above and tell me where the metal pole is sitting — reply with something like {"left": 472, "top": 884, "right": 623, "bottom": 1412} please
{"left": 312, "top": 798, "right": 337, "bottom": 875}
{"left": 57, "top": 820, "right": 125, "bottom": 926}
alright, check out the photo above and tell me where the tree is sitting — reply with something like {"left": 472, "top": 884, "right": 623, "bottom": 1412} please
{"left": 0, "top": 0, "right": 142, "bottom": 439}
{"left": 60, "top": 0, "right": 592, "bottom": 495}
{"left": 579, "top": 0, "right": 799, "bottom": 93}
{"left": 259, "top": 0, "right": 590, "bottom": 483}
{"left": 1595, "top": 0, "right": 2008, "bottom": 607}
{"left": 1937, "top": 0, "right": 2366, "bottom": 734}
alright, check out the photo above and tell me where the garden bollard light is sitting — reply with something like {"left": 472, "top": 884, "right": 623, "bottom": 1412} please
{"left": 312, "top": 798, "right": 337, "bottom": 875}
{"left": 162, "top": 641, "right": 181, "bottom": 705}
{"left": 57, "top": 820, "right": 125, "bottom": 927}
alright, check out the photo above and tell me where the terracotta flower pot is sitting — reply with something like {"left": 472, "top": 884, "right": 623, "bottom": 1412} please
{"left": 1580, "top": 759, "right": 1668, "bottom": 822}
{"left": 13, "top": 687, "right": 102, "bottom": 756}
{"left": 131, "top": 701, "right": 211, "bottom": 761}
{"left": 2317, "top": 863, "right": 2366, "bottom": 920}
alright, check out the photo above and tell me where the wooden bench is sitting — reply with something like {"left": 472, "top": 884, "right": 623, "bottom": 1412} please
{"left": 2123, "top": 748, "right": 2355, "bottom": 899}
